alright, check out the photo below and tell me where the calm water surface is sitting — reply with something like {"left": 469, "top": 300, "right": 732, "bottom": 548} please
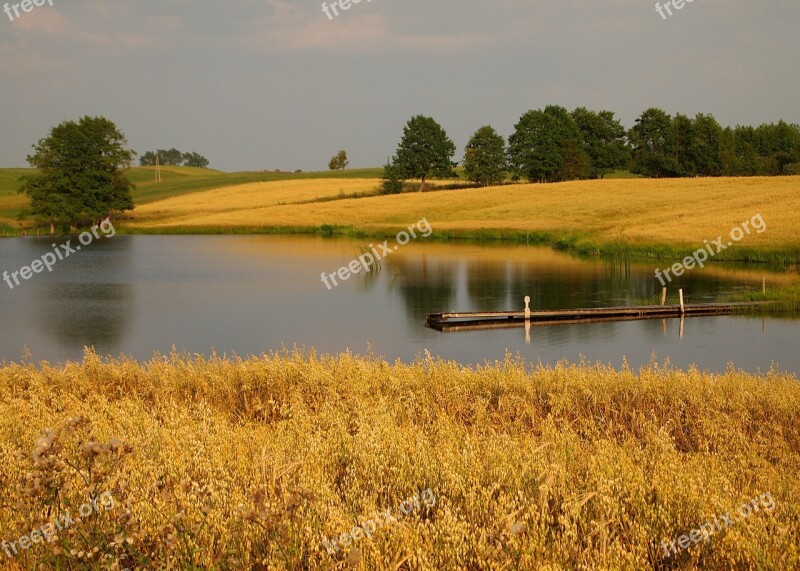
{"left": 0, "top": 235, "right": 797, "bottom": 374}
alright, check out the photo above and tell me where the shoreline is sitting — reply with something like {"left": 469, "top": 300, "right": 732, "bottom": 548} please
{"left": 3, "top": 174, "right": 800, "bottom": 267}
{"left": 8, "top": 223, "right": 797, "bottom": 267}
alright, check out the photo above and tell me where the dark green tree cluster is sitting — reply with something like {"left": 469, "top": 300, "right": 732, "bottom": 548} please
{"left": 460, "top": 106, "right": 628, "bottom": 185}
{"left": 508, "top": 107, "right": 573, "bottom": 182}
{"left": 139, "top": 149, "right": 210, "bottom": 168}
{"left": 629, "top": 109, "right": 800, "bottom": 177}
{"left": 506, "top": 106, "right": 630, "bottom": 182}
{"left": 384, "top": 107, "right": 629, "bottom": 189}
{"left": 571, "top": 108, "right": 630, "bottom": 179}
{"left": 385, "top": 107, "right": 800, "bottom": 189}
{"left": 20, "top": 116, "right": 135, "bottom": 233}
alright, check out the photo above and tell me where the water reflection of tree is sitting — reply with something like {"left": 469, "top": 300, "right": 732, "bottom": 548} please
{"left": 466, "top": 261, "right": 508, "bottom": 311}
{"left": 34, "top": 237, "right": 133, "bottom": 355}
{"left": 498, "top": 262, "right": 618, "bottom": 309}
{"left": 391, "top": 247, "right": 764, "bottom": 324}
{"left": 389, "top": 256, "right": 456, "bottom": 319}
{"left": 506, "top": 263, "right": 602, "bottom": 310}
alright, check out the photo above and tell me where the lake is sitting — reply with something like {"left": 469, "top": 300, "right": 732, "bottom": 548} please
{"left": 0, "top": 235, "right": 797, "bottom": 374}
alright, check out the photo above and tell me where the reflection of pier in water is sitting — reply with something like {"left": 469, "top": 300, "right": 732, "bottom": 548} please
{"left": 426, "top": 295, "right": 775, "bottom": 343}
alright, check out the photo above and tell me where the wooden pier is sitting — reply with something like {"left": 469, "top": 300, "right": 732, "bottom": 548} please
{"left": 426, "top": 295, "right": 774, "bottom": 333}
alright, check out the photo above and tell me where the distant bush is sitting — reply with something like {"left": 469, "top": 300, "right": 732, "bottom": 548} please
{"left": 380, "top": 158, "right": 405, "bottom": 195}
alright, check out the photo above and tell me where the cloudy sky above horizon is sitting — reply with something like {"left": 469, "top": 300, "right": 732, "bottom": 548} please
{"left": 1, "top": 0, "right": 798, "bottom": 172}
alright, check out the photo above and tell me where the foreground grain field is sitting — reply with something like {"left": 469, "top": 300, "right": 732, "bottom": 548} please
{"left": 0, "top": 351, "right": 797, "bottom": 569}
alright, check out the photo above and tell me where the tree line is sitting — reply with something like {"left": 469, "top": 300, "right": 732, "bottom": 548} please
{"left": 16, "top": 110, "right": 800, "bottom": 233}
{"left": 139, "top": 149, "right": 210, "bottom": 168}
{"left": 382, "top": 107, "right": 800, "bottom": 191}
{"left": 628, "top": 109, "right": 800, "bottom": 178}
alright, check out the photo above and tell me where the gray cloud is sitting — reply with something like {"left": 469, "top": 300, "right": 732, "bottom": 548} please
{"left": 1, "top": 0, "right": 798, "bottom": 171}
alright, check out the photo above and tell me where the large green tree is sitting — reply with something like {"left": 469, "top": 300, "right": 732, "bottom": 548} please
{"left": 392, "top": 115, "right": 456, "bottom": 191}
{"left": 571, "top": 108, "right": 629, "bottom": 178}
{"left": 671, "top": 113, "right": 695, "bottom": 176}
{"left": 463, "top": 126, "right": 507, "bottom": 186}
{"left": 628, "top": 108, "right": 678, "bottom": 178}
{"left": 508, "top": 105, "right": 589, "bottom": 182}
{"left": 690, "top": 113, "right": 724, "bottom": 176}
{"left": 20, "top": 116, "right": 135, "bottom": 233}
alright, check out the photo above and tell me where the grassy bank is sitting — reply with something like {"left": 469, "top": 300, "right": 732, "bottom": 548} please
{"left": 727, "top": 278, "right": 800, "bottom": 310}
{"left": 5, "top": 169, "right": 800, "bottom": 267}
{"left": 0, "top": 351, "right": 797, "bottom": 570}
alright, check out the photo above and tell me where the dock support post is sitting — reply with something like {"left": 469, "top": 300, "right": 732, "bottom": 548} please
{"left": 661, "top": 287, "right": 667, "bottom": 305}
{"left": 524, "top": 296, "right": 531, "bottom": 320}
{"left": 679, "top": 289, "right": 685, "bottom": 315}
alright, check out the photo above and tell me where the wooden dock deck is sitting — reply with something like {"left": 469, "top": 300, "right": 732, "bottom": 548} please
{"left": 425, "top": 301, "right": 774, "bottom": 332}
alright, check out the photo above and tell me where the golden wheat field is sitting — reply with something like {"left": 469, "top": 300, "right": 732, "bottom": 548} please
{"left": 0, "top": 350, "right": 798, "bottom": 570}
{"left": 127, "top": 176, "right": 800, "bottom": 248}
{"left": 131, "top": 179, "right": 382, "bottom": 228}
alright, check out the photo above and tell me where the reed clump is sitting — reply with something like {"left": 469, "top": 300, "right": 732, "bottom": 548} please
{"left": 0, "top": 349, "right": 797, "bottom": 569}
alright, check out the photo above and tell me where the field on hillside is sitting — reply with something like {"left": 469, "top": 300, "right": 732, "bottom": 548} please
{"left": 126, "top": 166, "right": 386, "bottom": 204}
{"left": 0, "top": 167, "right": 387, "bottom": 232}
{"left": 131, "top": 179, "right": 383, "bottom": 227}
{"left": 126, "top": 176, "right": 800, "bottom": 260}
{"left": 0, "top": 351, "right": 797, "bottom": 570}
{"left": 5, "top": 169, "right": 800, "bottom": 264}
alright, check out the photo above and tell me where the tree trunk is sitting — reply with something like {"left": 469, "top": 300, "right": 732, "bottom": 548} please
{"left": 418, "top": 175, "right": 426, "bottom": 192}
{"left": 50, "top": 222, "right": 55, "bottom": 235}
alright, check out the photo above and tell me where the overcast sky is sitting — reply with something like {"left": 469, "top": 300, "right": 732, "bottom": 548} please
{"left": 1, "top": 0, "right": 798, "bottom": 172}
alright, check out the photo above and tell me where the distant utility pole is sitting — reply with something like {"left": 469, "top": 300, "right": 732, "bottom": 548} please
{"left": 155, "top": 152, "right": 162, "bottom": 183}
